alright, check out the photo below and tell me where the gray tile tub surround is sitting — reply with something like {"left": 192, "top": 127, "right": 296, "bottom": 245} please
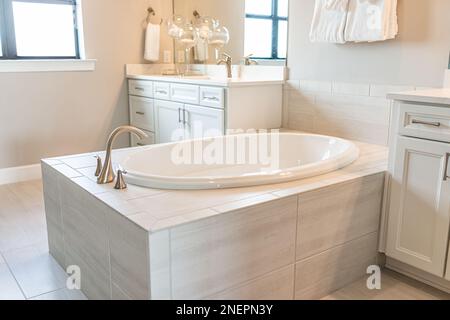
{"left": 42, "top": 163, "right": 152, "bottom": 300}
{"left": 283, "top": 80, "right": 437, "bottom": 146}
{"left": 41, "top": 143, "right": 386, "bottom": 300}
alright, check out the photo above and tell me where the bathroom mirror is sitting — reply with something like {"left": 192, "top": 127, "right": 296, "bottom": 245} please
{"left": 172, "top": 0, "right": 289, "bottom": 65}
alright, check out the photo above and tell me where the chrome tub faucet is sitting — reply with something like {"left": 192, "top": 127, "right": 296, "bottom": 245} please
{"left": 96, "top": 125, "right": 148, "bottom": 185}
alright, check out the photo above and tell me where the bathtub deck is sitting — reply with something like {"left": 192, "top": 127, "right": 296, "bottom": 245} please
{"left": 42, "top": 139, "right": 388, "bottom": 233}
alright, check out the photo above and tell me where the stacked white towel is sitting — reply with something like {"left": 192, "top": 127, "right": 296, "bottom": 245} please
{"left": 310, "top": 0, "right": 350, "bottom": 44}
{"left": 309, "top": 0, "right": 398, "bottom": 44}
{"left": 144, "top": 23, "right": 160, "bottom": 62}
{"left": 345, "top": 0, "right": 398, "bottom": 42}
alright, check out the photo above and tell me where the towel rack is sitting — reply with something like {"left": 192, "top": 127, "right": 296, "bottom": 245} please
{"left": 147, "top": 7, "right": 163, "bottom": 25}
{"left": 193, "top": 10, "right": 201, "bottom": 19}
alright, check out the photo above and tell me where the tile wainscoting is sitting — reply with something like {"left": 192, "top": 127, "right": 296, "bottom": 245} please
{"left": 283, "top": 80, "right": 437, "bottom": 146}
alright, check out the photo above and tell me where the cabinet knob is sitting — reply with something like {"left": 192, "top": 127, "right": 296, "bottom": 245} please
{"left": 136, "top": 111, "right": 145, "bottom": 115}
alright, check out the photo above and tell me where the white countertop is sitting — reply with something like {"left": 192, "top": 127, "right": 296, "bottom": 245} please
{"left": 126, "top": 74, "right": 285, "bottom": 87}
{"left": 125, "top": 64, "right": 286, "bottom": 88}
{"left": 387, "top": 88, "right": 450, "bottom": 105}
{"left": 42, "top": 137, "right": 387, "bottom": 233}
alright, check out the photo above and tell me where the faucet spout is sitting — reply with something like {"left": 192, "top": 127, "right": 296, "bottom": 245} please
{"left": 217, "top": 53, "right": 233, "bottom": 78}
{"left": 97, "top": 126, "right": 148, "bottom": 184}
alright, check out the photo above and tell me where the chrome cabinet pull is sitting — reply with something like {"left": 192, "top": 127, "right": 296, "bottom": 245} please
{"left": 135, "top": 87, "right": 145, "bottom": 91}
{"left": 412, "top": 119, "right": 441, "bottom": 127}
{"left": 183, "top": 110, "right": 188, "bottom": 125}
{"left": 444, "top": 153, "right": 450, "bottom": 181}
{"left": 204, "top": 96, "right": 219, "bottom": 101}
{"left": 156, "top": 90, "right": 168, "bottom": 95}
{"left": 136, "top": 111, "right": 145, "bottom": 115}
{"left": 178, "top": 108, "right": 182, "bottom": 123}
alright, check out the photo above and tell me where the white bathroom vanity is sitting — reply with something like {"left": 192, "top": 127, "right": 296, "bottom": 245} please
{"left": 126, "top": 64, "right": 286, "bottom": 145}
{"left": 383, "top": 87, "right": 450, "bottom": 291}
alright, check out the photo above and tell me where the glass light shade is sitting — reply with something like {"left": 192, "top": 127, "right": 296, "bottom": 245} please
{"left": 209, "top": 25, "right": 230, "bottom": 49}
{"left": 194, "top": 16, "right": 216, "bottom": 41}
{"left": 178, "top": 23, "right": 199, "bottom": 50}
{"left": 167, "top": 15, "right": 186, "bottom": 39}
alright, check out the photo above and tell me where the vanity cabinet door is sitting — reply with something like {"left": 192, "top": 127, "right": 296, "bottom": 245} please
{"left": 184, "top": 104, "right": 225, "bottom": 140}
{"left": 155, "top": 100, "right": 185, "bottom": 144}
{"left": 386, "top": 136, "right": 450, "bottom": 277}
{"left": 129, "top": 96, "right": 155, "bottom": 132}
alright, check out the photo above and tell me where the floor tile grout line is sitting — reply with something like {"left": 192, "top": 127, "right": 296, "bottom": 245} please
{"left": 26, "top": 288, "right": 65, "bottom": 300}
{"left": 0, "top": 251, "right": 27, "bottom": 300}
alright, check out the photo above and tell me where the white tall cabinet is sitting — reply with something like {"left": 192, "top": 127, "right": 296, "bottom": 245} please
{"left": 128, "top": 77, "right": 283, "bottom": 146}
{"left": 384, "top": 91, "right": 450, "bottom": 290}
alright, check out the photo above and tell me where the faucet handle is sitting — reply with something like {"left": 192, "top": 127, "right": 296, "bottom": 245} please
{"left": 243, "top": 54, "right": 257, "bottom": 65}
{"left": 94, "top": 156, "right": 103, "bottom": 177}
{"left": 114, "top": 169, "right": 128, "bottom": 190}
{"left": 222, "top": 52, "right": 232, "bottom": 61}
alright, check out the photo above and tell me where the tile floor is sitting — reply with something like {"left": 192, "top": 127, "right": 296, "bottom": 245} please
{"left": 0, "top": 179, "right": 449, "bottom": 301}
{"left": 0, "top": 180, "right": 86, "bottom": 300}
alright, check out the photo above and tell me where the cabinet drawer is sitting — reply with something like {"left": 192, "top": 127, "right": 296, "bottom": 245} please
{"left": 199, "top": 86, "right": 225, "bottom": 108}
{"left": 129, "top": 96, "right": 155, "bottom": 132}
{"left": 131, "top": 129, "right": 155, "bottom": 147}
{"left": 154, "top": 82, "right": 171, "bottom": 100}
{"left": 170, "top": 84, "right": 199, "bottom": 104}
{"left": 129, "top": 80, "right": 153, "bottom": 97}
{"left": 399, "top": 103, "right": 450, "bottom": 143}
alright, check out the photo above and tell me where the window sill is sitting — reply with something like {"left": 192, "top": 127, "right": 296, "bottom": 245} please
{"left": 253, "top": 59, "right": 286, "bottom": 66}
{"left": 0, "top": 59, "right": 97, "bottom": 73}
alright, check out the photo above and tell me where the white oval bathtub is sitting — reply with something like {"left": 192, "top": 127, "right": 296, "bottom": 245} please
{"left": 120, "top": 133, "right": 359, "bottom": 190}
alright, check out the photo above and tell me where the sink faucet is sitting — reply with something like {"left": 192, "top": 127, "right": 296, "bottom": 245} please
{"left": 243, "top": 54, "right": 258, "bottom": 66}
{"left": 97, "top": 125, "right": 148, "bottom": 184}
{"left": 217, "top": 53, "right": 233, "bottom": 78}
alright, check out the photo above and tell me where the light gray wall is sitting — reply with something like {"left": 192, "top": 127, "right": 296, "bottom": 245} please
{"left": 0, "top": 0, "right": 173, "bottom": 169}
{"left": 288, "top": 0, "right": 450, "bottom": 87}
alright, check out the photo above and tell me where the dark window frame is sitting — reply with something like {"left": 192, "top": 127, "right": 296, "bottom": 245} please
{"left": 0, "top": 0, "right": 80, "bottom": 60}
{"left": 245, "top": 0, "right": 288, "bottom": 60}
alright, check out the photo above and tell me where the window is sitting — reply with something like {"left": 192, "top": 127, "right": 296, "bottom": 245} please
{"left": 0, "top": 0, "right": 80, "bottom": 59}
{"left": 244, "top": 0, "right": 288, "bottom": 60}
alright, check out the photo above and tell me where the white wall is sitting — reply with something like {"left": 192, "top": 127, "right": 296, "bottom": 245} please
{"left": 285, "top": 0, "right": 450, "bottom": 145}
{"left": 0, "top": 0, "right": 173, "bottom": 169}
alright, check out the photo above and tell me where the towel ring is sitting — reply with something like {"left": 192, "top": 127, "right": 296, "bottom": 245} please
{"left": 147, "top": 7, "right": 163, "bottom": 25}
{"left": 193, "top": 10, "right": 201, "bottom": 19}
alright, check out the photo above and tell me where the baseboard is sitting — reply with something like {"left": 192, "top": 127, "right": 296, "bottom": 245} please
{"left": 386, "top": 257, "right": 450, "bottom": 294}
{"left": 0, "top": 164, "right": 42, "bottom": 186}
